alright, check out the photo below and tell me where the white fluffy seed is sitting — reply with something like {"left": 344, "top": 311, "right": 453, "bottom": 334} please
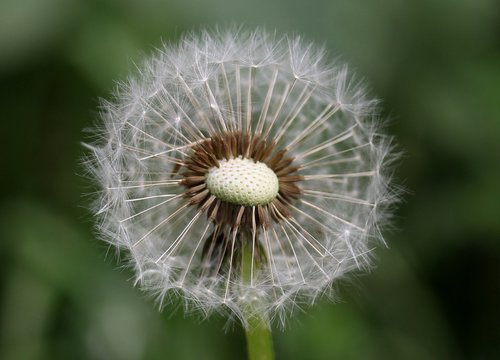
{"left": 85, "top": 27, "right": 398, "bottom": 328}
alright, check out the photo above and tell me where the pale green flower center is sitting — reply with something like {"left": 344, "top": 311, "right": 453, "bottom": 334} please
{"left": 205, "top": 157, "right": 279, "bottom": 206}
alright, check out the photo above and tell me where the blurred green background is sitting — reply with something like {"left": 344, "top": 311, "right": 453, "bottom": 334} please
{"left": 1, "top": 0, "right": 499, "bottom": 359}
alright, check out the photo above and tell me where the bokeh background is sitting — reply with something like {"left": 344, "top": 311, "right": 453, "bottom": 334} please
{"left": 1, "top": 0, "right": 499, "bottom": 359}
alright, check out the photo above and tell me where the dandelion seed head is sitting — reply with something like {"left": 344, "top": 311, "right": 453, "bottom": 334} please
{"left": 85, "top": 27, "right": 398, "bottom": 327}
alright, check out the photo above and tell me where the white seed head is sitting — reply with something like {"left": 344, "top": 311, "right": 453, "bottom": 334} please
{"left": 84, "top": 27, "right": 398, "bottom": 328}
{"left": 206, "top": 157, "right": 279, "bottom": 206}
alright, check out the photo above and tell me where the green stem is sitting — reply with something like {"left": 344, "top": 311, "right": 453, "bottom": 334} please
{"left": 241, "top": 234, "right": 275, "bottom": 360}
{"left": 244, "top": 316, "right": 274, "bottom": 360}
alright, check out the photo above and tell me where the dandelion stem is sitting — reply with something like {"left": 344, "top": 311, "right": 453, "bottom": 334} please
{"left": 244, "top": 316, "right": 274, "bottom": 360}
{"left": 241, "top": 235, "right": 275, "bottom": 360}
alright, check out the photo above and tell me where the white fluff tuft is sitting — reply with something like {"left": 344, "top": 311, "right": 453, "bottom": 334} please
{"left": 85, "top": 27, "right": 398, "bottom": 328}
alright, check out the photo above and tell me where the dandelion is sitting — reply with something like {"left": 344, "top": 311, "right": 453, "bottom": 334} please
{"left": 85, "top": 28, "right": 397, "bottom": 358}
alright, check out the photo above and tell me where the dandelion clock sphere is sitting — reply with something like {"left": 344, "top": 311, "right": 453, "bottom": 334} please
{"left": 85, "top": 28, "right": 397, "bottom": 334}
